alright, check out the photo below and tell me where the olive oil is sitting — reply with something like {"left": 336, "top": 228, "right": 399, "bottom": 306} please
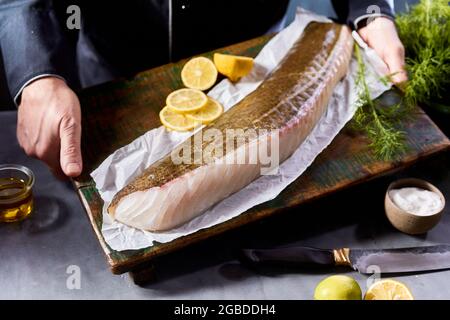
{"left": 0, "top": 177, "right": 33, "bottom": 222}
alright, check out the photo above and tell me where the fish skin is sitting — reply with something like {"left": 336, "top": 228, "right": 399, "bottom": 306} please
{"left": 108, "top": 22, "right": 354, "bottom": 231}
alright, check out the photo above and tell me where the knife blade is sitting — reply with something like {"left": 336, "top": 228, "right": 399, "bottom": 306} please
{"left": 240, "top": 245, "right": 450, "bottom": 274}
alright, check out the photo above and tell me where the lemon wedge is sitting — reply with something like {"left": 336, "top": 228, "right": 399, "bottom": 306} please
{"left": 213, "top": 53, "right": 254, "bottom": 82}
{"left": 159, "top": 106, "right": 199, "bottom": 131}
{"left": 364, "top": 279, "right": 414, "bottom": 300}
{"left": 186, "top": 98, "right": 223, "bottom": 124}
{"left": 181, "top": 57, "right": 218, "bottom": 91}
{"left": 166, "top": 88, "right": 208, "bottom": 113}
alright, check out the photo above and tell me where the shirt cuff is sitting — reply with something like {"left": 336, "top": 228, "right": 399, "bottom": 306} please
{"left": 354, "top": 13, "right": 394, "bottom": 30}
{"left": 14, "top": 74, "right": 66, "bottom": 107}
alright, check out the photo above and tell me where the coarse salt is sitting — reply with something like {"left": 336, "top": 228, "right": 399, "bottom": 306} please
{"left": 389, "top": 187, "right": 443, "bottom": 216}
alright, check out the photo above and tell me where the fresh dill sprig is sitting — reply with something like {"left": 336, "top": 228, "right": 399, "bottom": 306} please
{"left": 351, "top": 0, "right": 450, "bottom": 160}
{"left": 352, "top": 44, "right": 407, "bottom": 161}
{"left": 396, "top": 0, "right": 450, "bottom": 108}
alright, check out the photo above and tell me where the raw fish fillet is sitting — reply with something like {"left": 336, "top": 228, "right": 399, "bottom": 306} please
{"left": 108, "top": 22, "right": 354, "bottom": 231}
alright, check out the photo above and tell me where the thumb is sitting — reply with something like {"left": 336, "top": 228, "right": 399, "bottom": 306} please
{"left": 59, "top": 115, "right": 83, "bottom": 177}
{"left": 383, "top": 46, "right": 408, "bottom": 84}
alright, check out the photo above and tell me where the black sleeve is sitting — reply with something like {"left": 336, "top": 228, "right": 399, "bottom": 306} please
{"left": 331, "top": 0, "right": 394, "bottom": 29}
{"left": 0, "top": 0, "right": 80, "bottom": 103}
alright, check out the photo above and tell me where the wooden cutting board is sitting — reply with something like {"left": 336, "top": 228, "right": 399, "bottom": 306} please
{"left": 73, "top": 34, "right": 450, "bottom": 279}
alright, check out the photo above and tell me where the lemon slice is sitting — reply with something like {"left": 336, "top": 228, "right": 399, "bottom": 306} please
{"left": 213, "top": 53, "right": 254, "bottom": 82}
{"left": 181, "top": 57, "right": 218, "bottom": 91}
{"left": 186, "top": 98, "right": 224, "bottom": 124}
{"left": 166, "top": 88, "right": 208, "bottom": 113}
{"left": 364, "top": 279, "right": 414, "bottom": 300}
{"left": 159, "top": 106, "right": 198, "bottom": 131}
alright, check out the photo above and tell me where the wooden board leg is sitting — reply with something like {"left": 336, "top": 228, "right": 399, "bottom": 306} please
{"left": 129, "top": 263, "right": 156, "bottom": 285}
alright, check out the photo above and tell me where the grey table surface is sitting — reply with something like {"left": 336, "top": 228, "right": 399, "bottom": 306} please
{"left": 1, "top": 110, "right": 449, "bottom": 300}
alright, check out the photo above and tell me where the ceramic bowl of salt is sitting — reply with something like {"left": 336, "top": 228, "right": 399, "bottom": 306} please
{"left": 385, "top": 178, "right": 445, "bottom": 235}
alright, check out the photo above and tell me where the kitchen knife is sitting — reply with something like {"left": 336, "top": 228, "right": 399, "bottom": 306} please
{"left": 240, "top": 245, "right": 450, "bottom": 274}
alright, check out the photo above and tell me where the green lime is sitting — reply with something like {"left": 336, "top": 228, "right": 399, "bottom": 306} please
{"left": 314, "top": 275, "right": 362, "bottom": 300}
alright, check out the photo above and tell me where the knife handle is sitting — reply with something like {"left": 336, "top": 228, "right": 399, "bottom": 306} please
{"left": 240, "top": 246, "right": 351, "bottom": 268}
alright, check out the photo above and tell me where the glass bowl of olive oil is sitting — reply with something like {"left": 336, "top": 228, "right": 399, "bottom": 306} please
{"left": 0, "top": 164, "right": 35, "bottom": 222}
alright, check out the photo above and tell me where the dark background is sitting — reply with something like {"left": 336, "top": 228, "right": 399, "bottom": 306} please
{"left": 0, "top": 0, "right": 419, "bottom": 110}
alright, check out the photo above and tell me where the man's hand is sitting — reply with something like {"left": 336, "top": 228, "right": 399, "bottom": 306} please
{"left": 358, "top": 17, "right": 408, "bottom": 84}
{"left": 17, "top": 77, "right": 82, "bottom": 179}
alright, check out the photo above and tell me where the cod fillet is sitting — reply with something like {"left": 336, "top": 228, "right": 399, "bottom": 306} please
{"left": 108, "top": 22, "right": 354, "bottom": 231}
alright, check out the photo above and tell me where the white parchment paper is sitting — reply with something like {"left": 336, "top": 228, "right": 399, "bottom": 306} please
{"left": 91, "top": 8, "right": 391, "bottom": 252}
